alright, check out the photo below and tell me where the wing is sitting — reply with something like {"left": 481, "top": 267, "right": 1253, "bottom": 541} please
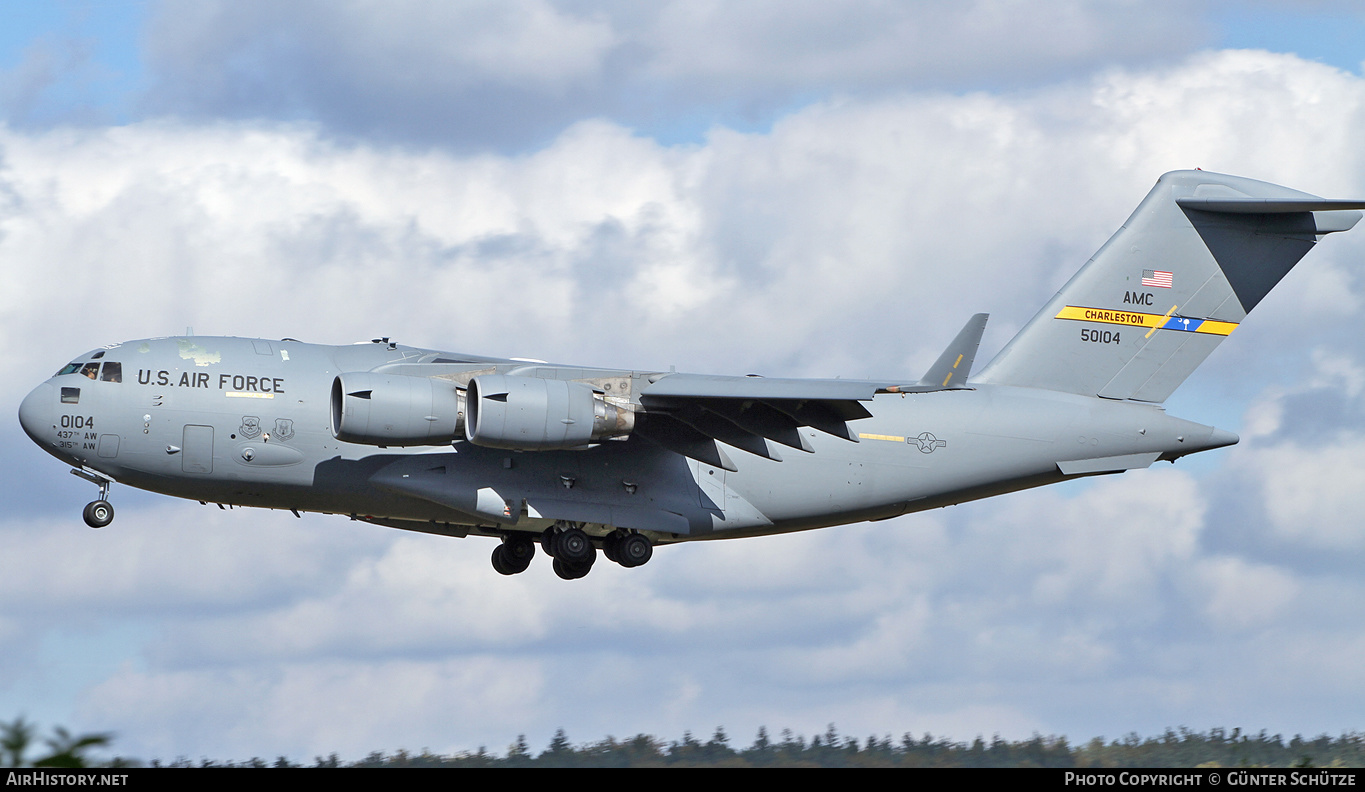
{"left": 636, "top": 374, "right": 878, "bottom": 470}
{"left": 634, "top": 314, "right": 989, "bottom": 470}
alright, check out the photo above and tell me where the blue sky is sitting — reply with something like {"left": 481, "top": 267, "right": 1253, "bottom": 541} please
{"left": 6, "top": 0, "right": 1365, "bottom": 764}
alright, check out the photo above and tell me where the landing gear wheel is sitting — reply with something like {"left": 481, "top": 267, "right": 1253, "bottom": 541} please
{"left": 492, "top": 535, "right": 535, "bottom": 576}
{"left": 82, "top": 500, "right": 113, "bottom": 529}
{"left": 603, "top": 532, "right": 622, "bottom": 564}
{"left": 617, "top": 533, "right": 653, "bottom": 568}
{"left": 552, "top": 556, "right": 594, "bottom": 580}
{"left": 552, "top": 527, "right": 594, "bottom": 564}
{"left": 492, "top": 545, "right": 513, "bottom": 575}
{"left": 504, "top": 535, "right": 534, "bottom": 572}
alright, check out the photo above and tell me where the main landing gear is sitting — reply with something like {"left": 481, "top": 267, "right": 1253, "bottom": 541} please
{"left": 603, "top": 529, "right": 653, "bottom": 568}
{"left": 491, "top": 533, "right": 535, "bottom": 575}
{"left": 71, "top": 468, "right": 115, "bottom": 528}
{"left": 489, "top": 523, "right": 654, "bottom": 580}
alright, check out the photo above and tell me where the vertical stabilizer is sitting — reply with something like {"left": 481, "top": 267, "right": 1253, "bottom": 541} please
{"left": 973, "top": 171, "right": 1365, "bottom": 402}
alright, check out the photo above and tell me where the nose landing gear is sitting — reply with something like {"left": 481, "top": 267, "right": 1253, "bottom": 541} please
{"left": 82, "top": 500, "right": 114, "bottom": 529}
{"left": 71, "top": 467, "right": 115, "bottom": 529}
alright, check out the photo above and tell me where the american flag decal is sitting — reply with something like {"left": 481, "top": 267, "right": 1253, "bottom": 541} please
{"left": 1141, "top": 269, "right": 1173, "bottom": 288}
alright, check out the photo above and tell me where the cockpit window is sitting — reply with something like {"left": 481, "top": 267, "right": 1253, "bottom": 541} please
{"left": 57, "top": 360, "right": 123, "bottom": 381}
{"left": 61, "top": 387, "right": 80, "bottom": 404}
{"left": 91, "top": 350, "right": 105, "bottom": 360}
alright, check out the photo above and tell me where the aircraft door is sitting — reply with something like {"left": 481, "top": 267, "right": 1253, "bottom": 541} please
{"left": 182, "top": 425, "right": 214, "bottom": 474}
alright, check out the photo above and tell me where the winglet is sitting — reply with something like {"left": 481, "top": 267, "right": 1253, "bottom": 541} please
{"left": 919, "top": 313, "right": 988, "bottom": 388}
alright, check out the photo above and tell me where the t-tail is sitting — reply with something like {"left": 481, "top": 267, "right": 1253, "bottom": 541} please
{"left": 972, "top": 170, "right": 1365, "bottom": 402}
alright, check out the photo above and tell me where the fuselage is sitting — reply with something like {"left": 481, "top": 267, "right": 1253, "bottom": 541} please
{"left": 19, "top": 336, "right": 1235, "bottom": 545}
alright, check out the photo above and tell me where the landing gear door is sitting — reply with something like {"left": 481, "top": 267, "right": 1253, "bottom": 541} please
{"left": 689, "top": 458, "right": 727, "bottom": 513}
{"left": 182, "top": 425, "right": 214, "bottom": 474}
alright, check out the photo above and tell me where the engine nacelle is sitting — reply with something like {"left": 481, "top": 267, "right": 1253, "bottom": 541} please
{"left": 465, "top": 374, "right": 634, "bottom": 450}
{"left": 331, "top": 372, "right": 464, "bottom": 446}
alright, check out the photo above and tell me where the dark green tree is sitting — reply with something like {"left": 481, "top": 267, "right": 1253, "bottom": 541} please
{"left": 0, "top": 718, "right": 113, "bottom": 768}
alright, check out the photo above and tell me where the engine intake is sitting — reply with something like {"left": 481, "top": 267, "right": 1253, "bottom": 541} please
{"left": 465, "top": 374, "right": 633, "bottom": 450}
{"left": 330, "top": 372, "right": 464, "bottom": 446}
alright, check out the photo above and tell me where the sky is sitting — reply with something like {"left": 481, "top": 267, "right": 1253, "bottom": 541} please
{"left": 4, "top": 0, "right": 1365, "bottom": 763}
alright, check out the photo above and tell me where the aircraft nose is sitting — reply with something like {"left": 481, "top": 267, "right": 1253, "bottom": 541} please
{"left": 18, "top": 381, "right": 54, "bottom": 445}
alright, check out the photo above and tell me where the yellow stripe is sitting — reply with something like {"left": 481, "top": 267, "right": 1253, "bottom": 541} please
{"left": 1055, "top": 305, "right": 1239, "bottom": 337}
{"left": 1055, "top": 305, "right": 1162, "bottom": 327}
{"left": 226, "top": 391, "right": 274, "bottom": 399}
{"left": 941, "top": 353, "right": 966, "bottom": 386}
{"left": 1196, "top": 319, "right": 1238, "bottom": 336}
{"left": 858, "top": 433, "right": 905, "bottom": 442}
{"left": 1145, "top": 305, "right": 1179, "bottom": 339}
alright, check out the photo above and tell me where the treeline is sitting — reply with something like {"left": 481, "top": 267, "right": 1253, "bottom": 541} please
{"left": 152, "top": 726, "right": 1365, "bottom": 768}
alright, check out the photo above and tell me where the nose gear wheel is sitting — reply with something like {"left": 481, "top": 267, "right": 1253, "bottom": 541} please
{"left": 72, "top": 467, "right": 116, "bottom": 529}
{"left": 82, "top": 500, "right": 113, "bottom": 528}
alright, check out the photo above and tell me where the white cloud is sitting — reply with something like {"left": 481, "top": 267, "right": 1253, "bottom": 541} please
{"left": 132, "top": 0, "right": 1208, "bottom": 148}
{"left": 1005, "top": 470, "right": 1205, "bottom": 610}
{"left": 1194, "top": 556, "right": 1298, "bottom": 631}
{"left": 1245, "top": 441, "right": 1365, "bottom": 549}
{"left": 7, "top": 49, "right": 1365, "bottom": 390}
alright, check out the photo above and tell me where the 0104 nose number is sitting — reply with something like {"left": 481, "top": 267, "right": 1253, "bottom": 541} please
{"left": 56, "top": 415, "right": 96, "bottom": 450}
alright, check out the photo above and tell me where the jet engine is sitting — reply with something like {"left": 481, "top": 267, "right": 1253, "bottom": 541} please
{"left": 330, "top": 372, "right": 464, "bottom": 446}
{"left": 465, "top": 374, "right": 634, "bottom": 450}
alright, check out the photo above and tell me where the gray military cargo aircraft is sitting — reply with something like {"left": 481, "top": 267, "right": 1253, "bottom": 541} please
{"left": 18, "top": 171, "right": 1365, "bottom": 579}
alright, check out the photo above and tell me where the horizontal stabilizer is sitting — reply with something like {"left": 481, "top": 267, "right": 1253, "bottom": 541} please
{"left": 919, "top": 313, "right": 988, "bottom": 388}
{"left": 1177, "top": 197, "right": 1365, "bottom": 215}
